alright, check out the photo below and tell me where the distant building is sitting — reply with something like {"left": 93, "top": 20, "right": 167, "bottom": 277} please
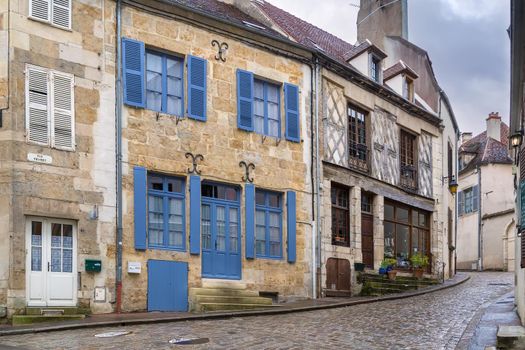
{"left": 456, "top": 113, "right": 514, "bottom": 271}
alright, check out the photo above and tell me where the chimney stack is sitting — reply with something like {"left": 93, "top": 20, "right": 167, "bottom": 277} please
{"left": 461, "top": 132, "right": 473, "bottom": 144}
{"left": 486, "top": 112, "right": 502, "bottom": 142}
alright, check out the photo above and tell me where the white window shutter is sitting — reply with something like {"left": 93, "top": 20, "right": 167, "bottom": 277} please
{"left": 51, "top": 72, "right": 75, "bottom": 150}
{"left": 30, "top": 0, "right": 51, "bottom": 22}
{"left": 51, "top": 0, "right": 71, "bottom": 29}
{"left": 26, "top": 67, "right": 50, "bottom": 145}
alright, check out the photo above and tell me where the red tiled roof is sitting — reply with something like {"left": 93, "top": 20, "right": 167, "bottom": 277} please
{"left": 254, "top": 1, "right": 355, "bottom": 63}
{"left": 343, "top": 40, "right": 387, "bottom": 61}
{"left": 384, "top": 60, "right": 419, "bottom": 81}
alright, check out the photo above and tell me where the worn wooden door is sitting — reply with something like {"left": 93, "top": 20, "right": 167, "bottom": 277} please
{"left": 361, "top": 213, "right": 374, "bottom": 268}
{"left": 326, "top": 258, "right": 350, "bottom": 291}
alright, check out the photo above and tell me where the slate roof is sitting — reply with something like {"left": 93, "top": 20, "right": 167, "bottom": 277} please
{"left": 384, "top": 60, "right": 419, "bottom": 81}
{"left": 343, "top": 40, "right": 387, "bottom": 61}
{"left": 459, "top": 122, "right": 512, "bottom": 173}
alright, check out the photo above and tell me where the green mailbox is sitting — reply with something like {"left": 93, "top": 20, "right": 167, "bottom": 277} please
{"left": 85, "top": 259, "right": 102, "bottom": 272}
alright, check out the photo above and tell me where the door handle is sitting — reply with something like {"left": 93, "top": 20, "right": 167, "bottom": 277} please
{"left": 47, "top": 262, "right": 50, "bottom": 272}
{"left": 215, "top": 240, "right": 217, "bottom": 250}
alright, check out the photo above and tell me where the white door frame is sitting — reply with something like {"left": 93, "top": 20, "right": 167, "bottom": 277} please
{"left": 25, "top": 217, "right": 78, "bottom": 307}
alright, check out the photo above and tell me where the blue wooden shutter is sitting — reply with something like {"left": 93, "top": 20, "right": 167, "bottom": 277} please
{"left": 133, "top": 166, "right": 147, "bottom": 250}
{"left": 284, "top": 83, "right": 300, "bottom": 142}
{"left": 189, "top": 175, "right": 201, "bottom": 255}
{"left": 457, "top": 191, "right": 464, "bottom": 216}
{"left": 472, "top": 185, "right": 479, "bottom": 212}
{"left": 245, "top": 184, "right": 255, "bottom": 259}
{"left": 237, "top": 69, "right": 254, "bottom": 131}
{"left": 187, "top": 55, "right": 207, "bottom": 121}
{"left": 122, "top": 38, "right": 145, "bottom": 108}
{"left": 286, "top": 191, "right": 296, "bottom": 263}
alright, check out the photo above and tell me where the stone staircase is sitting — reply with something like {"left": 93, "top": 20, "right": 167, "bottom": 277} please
{"left": 190, "top": 281, "right": 280, "bottom": 312}
{"left": 360, "top": 273, "right": 440, "bottom": 296}
{"left": 11, "top": 307, "right": 89, "bottom": 326}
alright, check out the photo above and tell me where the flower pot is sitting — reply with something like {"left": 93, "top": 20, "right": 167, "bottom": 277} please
{"left": 379, "top": 267, "right": 387, "bottom": 275}
{"left": 387, "top": 270, "right": 397, "bottom": 281}
{"left": 413, "top": 268, "right": 424, "bottom": 279}
{"left": 354, "top": 262, "right": 366, "bottom": 272}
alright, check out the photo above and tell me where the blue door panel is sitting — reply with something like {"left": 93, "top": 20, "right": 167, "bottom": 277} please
{"left": 148, "top": 260, "right": 188, "bottom": 312}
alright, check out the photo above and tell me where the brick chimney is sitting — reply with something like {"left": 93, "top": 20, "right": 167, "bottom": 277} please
{"left": 461, "top": 132, "right": 473, "bottom": 144}
{"left": 486, "top": 112, "right": 502, "bottom": 142}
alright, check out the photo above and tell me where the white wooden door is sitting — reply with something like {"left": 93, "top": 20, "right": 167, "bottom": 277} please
{"left": 26, "top": 218, "right": 77, "bottom": 307}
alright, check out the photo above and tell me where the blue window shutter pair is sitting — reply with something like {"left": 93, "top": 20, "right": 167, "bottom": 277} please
{"left": 284, "top": 84, "right": 300, "bottom": 142}
{"left": 187, "top": 56, "right": 207, "bottom": 121}
{"left": 122, "top": 38, "right": 207, "bottom": 120}
{"left": 134, "top": 166, "right": 147, "bottom": 250}
{"left": 245, "top": 184, "right": 255, "bottom": 259}
{"left": 287, "top": 191, "right": 296, "bottom": 263}
{"left": 236, "top": 69, "right": 300, "bottom": 141}
{"left": 189, "top": 175, "right": 201, "bottom": 254}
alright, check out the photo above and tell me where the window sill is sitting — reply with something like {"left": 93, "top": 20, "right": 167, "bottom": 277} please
{"left": 27, "top": 142, "right": 75, "bottom": 153}
{"left": 255, "top": 255, "right": 283, "bottom": 261}
{"left": 147, "top": 245, "right": 186, "bottom": 252}
{"left": 29, "top": 16, "right": 72, "bottom": 32}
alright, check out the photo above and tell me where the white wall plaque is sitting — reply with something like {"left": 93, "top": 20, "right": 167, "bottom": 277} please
{"left": 27, "top": 153, "right": 52, "bottom": 164}
{"left": 128, "top": 262, "right": 141, "bottom": 274}
{"left": 94, "top": 286, "right": 106, "bottom": 302}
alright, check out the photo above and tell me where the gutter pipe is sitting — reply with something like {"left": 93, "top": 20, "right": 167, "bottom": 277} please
{"left": 314, "top": 58, "right": 321, "bottom": 298}
{"left": 115, "top": 0, "right": 123, "bottom": 313}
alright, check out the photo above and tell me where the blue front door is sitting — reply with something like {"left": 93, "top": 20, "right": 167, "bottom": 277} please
{"left": 147, "top": 260, "right": 188, "bottom": 311}
{"left": 201, "top": 183, "right": 241, "bottom": 279}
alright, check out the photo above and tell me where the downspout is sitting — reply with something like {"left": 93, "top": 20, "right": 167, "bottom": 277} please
{"left": 477, "top": 166, "right": 482, "bottom": 271}
{"left": 115, "top": 0, "right": 123, "bottom": 313}
{"left": 454, "top": 130, "right": 459, "bottom": 275}
{"left": 314, "top": 58, "right": 322, "bottom": 298}
{"left": 309, "top": 62, "right": 316, "bottom": 299}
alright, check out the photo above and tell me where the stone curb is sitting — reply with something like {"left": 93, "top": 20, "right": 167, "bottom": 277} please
{"left": 0, "top": 274, "right": 470, "bottom": 336}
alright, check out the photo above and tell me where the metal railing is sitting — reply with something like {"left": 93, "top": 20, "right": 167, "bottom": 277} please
{"left": 348, "top": 143, "right": 370, "bottom": 173}
{"left": 400, "top": 164, "right": 418, "bottom": 191}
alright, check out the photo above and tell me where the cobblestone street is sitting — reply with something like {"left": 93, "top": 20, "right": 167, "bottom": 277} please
{"left": 0, "top": 272, "right": 513, "bottom": 350}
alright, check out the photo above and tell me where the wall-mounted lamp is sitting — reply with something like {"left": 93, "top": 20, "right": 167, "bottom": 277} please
{"left": 442, "top": 175, "right": 458, "bottom": 195}
{"left": 510, "top": 130, "right": 523, "bottom": 165}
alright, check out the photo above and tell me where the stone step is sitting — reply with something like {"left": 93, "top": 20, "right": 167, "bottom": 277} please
{"left": 25, "top": 307, "right": 91, "bottom": 316}
{"left": 201, "top": 280, "right": 247, "bottom": 290}
{"left": 199, "top": 303, "right": 281, "bottom": 312}
{"left": 367, "top": 281, "right": 419, "bottom": 291}
{"left": 189, "top": 287, "right": 260, "bottom": 298}
{"left": 12, "top": 314, "right": 85, "bottom": 326}
{"left": 497, "top": 325, "right": 525, "bottom": 349}
{"left": 193, "top": 295, "right": 273, "bottom": 305}
{"left": 363, "top": 275, "right": 438, "bottom": 285}
{"left": 324, "top": 289, "right": 352, "bottom": 297}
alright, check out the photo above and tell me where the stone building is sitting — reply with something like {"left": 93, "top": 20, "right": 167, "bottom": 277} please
{"left": 456, "top": 114, "right": 514, "bottom": 271}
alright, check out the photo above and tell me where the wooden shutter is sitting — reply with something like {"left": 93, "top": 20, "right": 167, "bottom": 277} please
{"left": 51, "top": 0, "right": 71, "bottom": 29}
{"left": 245, "top": 184, "right": 255, "bottom": 259}
{"left": 26, "top": 67, "right": 50, "bottom": 145}
{"left": 284, "top": 83, "right": 300, "bottom": 142}
{"left": 236, "top": 69, "right": 254, "bottom": 131}
{"left": 458, "top": 191, "right": 464, "bottom": 216}
{"left": 30, "top": 0, "right": 50, "bottom": 22}
{"left": 472, "top": 185, "right": 479, "bottom": 212}
{"left": 187, "top": 55, "right": 207, "bottom": 121}
{"left": 189, "top": 175, "right": 201, "bottom": 255}
{"left": 287, "top": 191, "right": 297, "bottom": 263}
{"left": 122, "top": 38, "right": 145, "bottom": 108}
{"left": 51, "top": 71, "right": 74, "bottom": 150}
{"left": 133, "top": 166, "right": 147, "bottom": 250}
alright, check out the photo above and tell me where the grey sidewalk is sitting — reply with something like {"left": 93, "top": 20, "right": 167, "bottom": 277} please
{"left": 0, "top": 273, "right": 470, "bottom": 337}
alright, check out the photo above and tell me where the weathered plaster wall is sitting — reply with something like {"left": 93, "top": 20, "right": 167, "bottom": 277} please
{"left": 119, "top": 5, "right": 313, "bottom": 311}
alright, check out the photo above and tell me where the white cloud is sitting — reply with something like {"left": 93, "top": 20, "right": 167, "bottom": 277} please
{"left": 438, "top": 0, "right": 506, "bottom": 21}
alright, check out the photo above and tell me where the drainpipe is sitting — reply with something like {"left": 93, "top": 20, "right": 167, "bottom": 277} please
{"left": 454, "top": 130, "right": 459, "bottom": 275}
{"left": 477, "top": 166, "right": 482, "bottom": 271}
{"left": 115, "top": 0, "right": 123, "bottom": 313}
{"left": 314, "top": 58, "right": 321, "bottom": 298}
{"left": 309, "top": 62, "right": 316, "bottom": 299}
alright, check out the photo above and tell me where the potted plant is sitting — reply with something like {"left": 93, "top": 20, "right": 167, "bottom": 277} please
{"left": 380, "top": 258, "right": 397, "bottom": 280}
{"left": 410, "top": 253, "right": 429, "bottom": 279}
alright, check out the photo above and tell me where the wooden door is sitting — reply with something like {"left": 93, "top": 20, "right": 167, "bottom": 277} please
{"left": 326, "top": 258, "right": 350, "bottom": 291}
{"left": 361, "top": 213, "right": 374, "bottom": 268}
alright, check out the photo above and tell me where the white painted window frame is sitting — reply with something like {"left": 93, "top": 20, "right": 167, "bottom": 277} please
{"left": 29, "top": 0, "right": 72, "bottom": 30}
{"left": 25, "top": 64, "right": 76, "bottom": 151}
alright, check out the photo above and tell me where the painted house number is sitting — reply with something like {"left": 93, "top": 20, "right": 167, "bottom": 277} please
{"left": 27, "top": 153, "right": 52, "bottom": 164}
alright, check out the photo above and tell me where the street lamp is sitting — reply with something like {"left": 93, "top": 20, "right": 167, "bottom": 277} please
{"left": 442, "top": 175, "right": 458, "bottom": 195}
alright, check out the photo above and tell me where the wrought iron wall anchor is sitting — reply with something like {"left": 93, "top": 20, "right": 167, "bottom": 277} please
{"left": 239, "top": 161, "right": 255, "bottom": 183}
{"left": 185, "top": 152, "right": 204, "bottom": 174}
{"left": 211, "top": 40, "right": 229, "bottom": 62}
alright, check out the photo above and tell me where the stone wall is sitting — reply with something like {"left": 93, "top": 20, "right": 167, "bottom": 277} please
{"left": 118, "top": 5, "right": 313, "bottom": 311}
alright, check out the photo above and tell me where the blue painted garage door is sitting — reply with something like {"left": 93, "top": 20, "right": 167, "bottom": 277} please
{"left": 147, "top": 260, "right": 188, "bottom": 312}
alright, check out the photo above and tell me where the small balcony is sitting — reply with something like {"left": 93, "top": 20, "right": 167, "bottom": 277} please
{"left": 400, "top": 164, "right": 418, "bottom": 192}
{"left": 348, "top": 143, "right": 370, "bottom": 173}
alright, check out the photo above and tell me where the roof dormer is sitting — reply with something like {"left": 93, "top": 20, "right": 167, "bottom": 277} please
{"left": 384, "top": 60, "right": 419, "bottom": 102}
{"left": 344, "top": 39, "right": 387, "bottom": 83}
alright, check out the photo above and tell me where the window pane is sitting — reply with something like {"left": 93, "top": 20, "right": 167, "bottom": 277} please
{"left": 201, "top": 205, "right": 211, "bottom": 249}
{"left": 396, "top": 207, "right": 409, "bottom": 223}
{"left": 63, "top": 224, "right": 73, "bottom": 248}
{"left": 229, "top": 208, "right": 238, "bottom": 253}
{"left": 62, "top": 249, "right": 72, "bottom": 273}
{"left": 384, "top": 222, "right": 395, "bottom": 258}
{"left": 254, "top": 99, "right": 264, "bottom": 117}
{"left": 268, "top": 120, "right": 279, "bottom": 138}
{"left": 167, "top": 76, "right": 182, "bottom": 97}
{"left": 31, "top": 246, "right": 42, "bottom": 272}
{"left": 412, "top": 228, "right": 419, "bottom": 254}
{"left": 167, "top": 96, "right": 182, "bottom": 116}
{"left": 256, "top": 210, "right": 265, "bottom": 226}
{"left": 396, "top": 224, "right": 410, "bottom": 267}
{"left": 254, "top": 80, "right": 264, "bottom": 99}
{"left": 146, "top": 52, "right": 162, "bottom": 73}
{"left": 267, "top": 102, "right": 279, "bottom": 120}
{"left": 419, "top": 213, "right": 428, "bottom": 227}
{"left": 216, "top": 206, "right": 226, "bottom": 251}
{"left": 51, "top": 248, "right": 61, "bottom": 272}
{"left": 166, "top": 57, "right": 182, "bottom": 78}
{"left": 146, "top": 91, "right": 162, "bottom": 112}
{"left": 202, "top": 184, "right": 215, "bottom": 198}
{"left": 148, "top": 195, "right": 163, "bottom": 245}
{"left": 166, "top": 178, "right": 183, "bottom": 193}
{"left": 146, "top": 71, "right": 162, "bottom": 92}
{"left": 267, "top": 84, "right": 279, "bottom": 103}
{"left": 168, "top": 198, "right": 184, "bottom": 247}
{"left": 256, "top": 191, "right": 265, "bottom": 205}
{"left": 384, "top": 204, "right": 394, "bottom": 220}
{"left": 268, "top": 193, "right": 280, "bottom": 208}
{"left": 255, "top": 115, "right": 264, "bottom": 134}
{"left": 51, "top": 223, "right": 62, "bottom": 247}
{"left": 149, "top": 195, "right": 163, "bottom": 212}
{"left": 148, "top": 176, "right": 164, "bottom": 191}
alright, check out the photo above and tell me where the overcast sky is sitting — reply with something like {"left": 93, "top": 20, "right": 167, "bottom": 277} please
{"left": 272, "top": 0, "right": 510, "bottom": 135}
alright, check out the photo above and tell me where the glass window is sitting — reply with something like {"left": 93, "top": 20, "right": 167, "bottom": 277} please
{"left": 253, "top": 79, "right": 281, "bottom": 138}
{"left": 331, "top": 184, "right": 350, "bottom": 247}
{"left": 361, "top": 192, "right": 373, "bottom": 213}
{"left": 146, "top": 50, "right": 183, "bottom": 116}
{"left": 147, "top": 174, "right": 185, "bottom": 250}
{"left": 348, "top": 104, "right": 368, "bottom": 164}
{"left": 255, "top": 190, "right": 283, "bottom": 258}
{"left": 202, "top": 183, "right": 239, "bottom": 201}
{"left": 31, "top": 221, "right": 43, "bottom": 272}
{"left": 370, "top": 55, "right": 381, "bottom": 82}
